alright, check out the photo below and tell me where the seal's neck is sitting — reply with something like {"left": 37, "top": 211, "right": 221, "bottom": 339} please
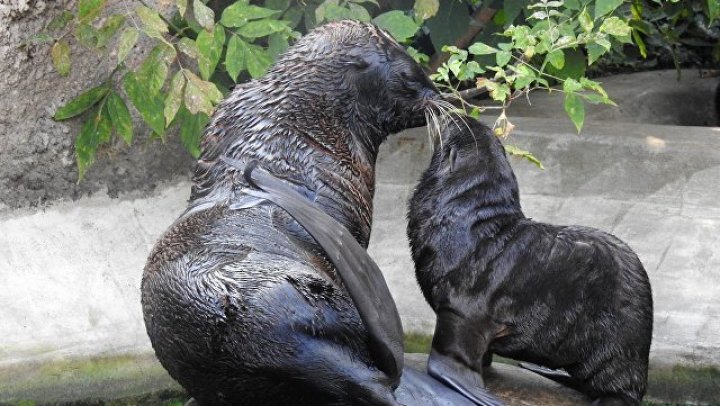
{"left": 190, "top": 80, "right": 388, "bottom": 246}
{"left": 432, "top": 122, "right": 525, "bottom": 237}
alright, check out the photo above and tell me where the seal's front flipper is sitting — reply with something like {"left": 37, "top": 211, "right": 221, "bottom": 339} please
{"left": 519, "top": 362, "right": 584, "bottom": 392}
{"left": 427, "top": 350, "right": 502, "bottom": 406}
{"left": 221, "top": 157, "right": 404, "bottom": 382}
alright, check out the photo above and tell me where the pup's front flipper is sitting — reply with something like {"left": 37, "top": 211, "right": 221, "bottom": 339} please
{"left": 519, "top": 362, "right": 582, "bottom": 392}
{"left": 426, "top": 311, "right": 502, "bottom": 405}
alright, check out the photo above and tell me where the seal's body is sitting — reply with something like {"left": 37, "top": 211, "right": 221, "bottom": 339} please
{"left": 407, "top": 117, "right": 653, "bottom": 405}
{"left": 142, "top": 21, "right": 498, "bottom": 406}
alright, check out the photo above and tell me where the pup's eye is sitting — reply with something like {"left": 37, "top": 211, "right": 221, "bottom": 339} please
{"left": 400, "top": 71, "right": 418, "bottom": 83}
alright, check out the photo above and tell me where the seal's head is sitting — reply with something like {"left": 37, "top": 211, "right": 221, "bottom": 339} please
{"left": 193, "top": 20, "right": 440, "bottom": 204}
{"left": 266, "top": 20, "right": 440, "bottom": 136}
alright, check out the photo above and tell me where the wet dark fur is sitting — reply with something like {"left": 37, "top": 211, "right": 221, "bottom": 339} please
{"left": 142, "top": 21, "right": 440, "bottom": 405}
{"left": 407, "top": 117, "right": 653, "bottom": 405}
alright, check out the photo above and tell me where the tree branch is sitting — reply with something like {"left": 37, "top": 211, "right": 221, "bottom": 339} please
{"left": 429, "top": 5, "right": 498, "bottom": 72}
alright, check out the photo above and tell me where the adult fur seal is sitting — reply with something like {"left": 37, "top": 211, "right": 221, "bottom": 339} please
{"left": 407, "top": 116, "right": 653, "bottom": 405}
{"left": 142, "top": 21, "right": 500, "bottom": 406}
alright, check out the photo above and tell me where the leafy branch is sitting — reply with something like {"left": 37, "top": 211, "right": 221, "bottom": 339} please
{"left": 36, "top": 0, "right": 709, "bottom": 178}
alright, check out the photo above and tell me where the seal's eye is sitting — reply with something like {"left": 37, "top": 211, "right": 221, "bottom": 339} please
{"left": 400, "top": 70, "right": 418, "bottom": 84}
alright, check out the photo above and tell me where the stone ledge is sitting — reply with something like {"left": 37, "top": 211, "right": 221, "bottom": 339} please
{"left": 2, "top": 352, "right": 716, "bottom": 405}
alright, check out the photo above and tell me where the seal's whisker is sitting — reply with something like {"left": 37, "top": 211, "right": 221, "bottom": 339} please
{"left": 430, "top": 100, "right": 479, "bottom": 154}
{"left": 428, "top": 106, "right": 443, "bottom": 151}
{"left": 430, "top": 100, "right": 469, "bottom": 136}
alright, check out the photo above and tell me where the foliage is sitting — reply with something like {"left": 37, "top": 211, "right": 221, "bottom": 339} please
{"left": 35, "top": 0, "right": 717, "bottom": 178}
{"left": 431, "top": 0, "right": 631, "bottom": 142}
{"left": 608, "top": 0, "right": 720, "bottom": 72}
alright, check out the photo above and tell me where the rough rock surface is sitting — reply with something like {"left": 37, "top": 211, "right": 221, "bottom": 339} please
{"left": 0, "top": 0, "right": 193, "bottom": 210}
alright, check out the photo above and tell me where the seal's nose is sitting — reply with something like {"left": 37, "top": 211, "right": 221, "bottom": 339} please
{"left": 422, "top": 87, "right": 442, "bottom": 102}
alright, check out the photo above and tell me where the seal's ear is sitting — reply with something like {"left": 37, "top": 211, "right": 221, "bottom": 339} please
{"left": 448, "top": 147, "right": 458, "bottom": 173}
{"left": 340, "top": 56, "right": 370, "bottom": 70}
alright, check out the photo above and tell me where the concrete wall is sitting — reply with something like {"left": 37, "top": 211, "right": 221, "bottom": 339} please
{"left": 2, "top": 117, "right": 719, "bottom": 370}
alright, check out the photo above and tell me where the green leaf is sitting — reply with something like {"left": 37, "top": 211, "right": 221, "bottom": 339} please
{"left": 51, "top": 40, "right": 71, "bottom": 76}
{"left": 504, "top": 144, "right": 544, "bottom": 169}
{"left": 547, "top": 48, "right": 586, "bottom": 80}
{"left": 265, "top": 0, "right": 291, "bottom": 11}
{"left": 196, "top": 24, "right": 225, "bottom": 80}
{"left": 414, "top": 0, "right": 439, "bottom": 20}
{"left": 564, "top": 92, "right": 585, "bottom": 133}
{"left": 564, "top": 0, "right": 581, "bottom": 10}
{"left": 137, "top": 46, "right": 170, "bottom": 95}
{"left": 136, "top": 5, "right": 168, "bottom": 37}
{"left": 47, "top": 11, "right": 74, "bottom": 31}
{"left": 586, "top": 42, "right": 608, "bottom": 65}
{"left": 248, "top": 44, "right": 273, "bottom": 78}
{"left": 165, "top": 71, "right": 186, "bottom": 126}
{"left": 183, "top": 71, "right": 216, "bottom": 116}
{"left": 177, "top": 37, "right": 200, "bottom": 59}
{"left": 709, "top": 0, "right": 720, "bottom": 22}
{"left": 193, "top": 0, "right": 215, "bottom": 31}
{"left": 283, "top": 5, "right": 304, "bottom": 28}
{"left": 221, "top": 3, "right": 280, "bottom": 26}
{"left": 177, "top": 0, "right": 187, "bottom": 17}
{"left": 594, "top": 0, "right": 623, "bottom": 18}
{"left": 579, "top": 8, "right": 593, "bottom": 32}
{"left": 268, "top": 32, "right": 289, "bottom": 59}
{"left": 468, "top": 42, "right": 498, "bottom": 55}
{"left": 78, "top": 0, "right": 106, "bottom": 22}
{"left": 581, "top": 92, "right": 615, "bottom": 105}
{"left": 54, "top": 85, "right": 109, "bottom": 120}
{"left": 117, "top": 28, "right": 139, "bottom": 65}
{"left": 96, "top": 14, "right": 125, "bottom": 48}
{"left": 496, "top": 50, "right": 512, "bottom": 67}
{"left": 347, "top": 3, "right": 372, "bottom": 22}
{"left": 484, "top": 81, "right": 510, "bottom": 102}
{"left": 631, "top": 30, "right": 647, "bottom": 59}
{"left": 106, "top": 91, "right": 133, "bottom": 145}
{"left": 580, "top": 77, "right": 609, "bottom": 98}
{"left": 24, "top": 32, "right": 55, "bottom": 45}
{"left": 546, "top": 49, "right": 565, "bottom": 69}
{"left": 406, "top": 46, "right": 429, "bottom": 64}
{"left": 513, "top": 65, "right": 536, "bottom": 89}
{"left": 179, "top": 108, "right": 209, "bottom": 158}
{"left": 123, "top": 72, "right": 165, "bottom": 135}
{"left": 75, "top": 104, "right": 112, "bottom": 180}
{"left": 225, "top": 36, "right": 246, "bottom": 82}
{"left": 188, "top": 71, "right": 223, "bottom": 104}
{"left": 563, "top": 77, "right": 582, "bottom": 93}
{"left": 373, "top": 11, "right": 419, "bottom": 42}
{"left": 74, "top": 22, "right": 98, "bottom": 47}
{"left": 600, "top": 16, "right": 632, "bottom": 37}
{"left": 425, "top": 0, "right": 469, "bottom": 51}
{"left": 237, "top": 19, "right": 288, "bottom": 38}
{"left": 315, "top": 0, "right": 338, "bottom": 22}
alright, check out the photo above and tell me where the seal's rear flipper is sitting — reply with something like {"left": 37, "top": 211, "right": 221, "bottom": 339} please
{"left": 519, "top": 362, "right": 584, "bottom": 392}
{"left": 397, "top": 367, "right": 502, "bottom": 406}
{"left": 221, "top": 157, "right": 404, "bottom": 382}
{"left": 427, "top": 350, "right": 502, "bottom": 406}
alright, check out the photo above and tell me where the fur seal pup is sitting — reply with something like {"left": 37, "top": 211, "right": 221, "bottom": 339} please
{"left": 407, "top": 116, "right": 653, "bottom": 405}
{"left": 142, "top": 21, "right": 500, "bottom": 406}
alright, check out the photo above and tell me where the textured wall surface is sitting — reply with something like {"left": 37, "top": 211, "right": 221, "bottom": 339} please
{"left": 0, "top": 0, "right": 192, "bottom": 210}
